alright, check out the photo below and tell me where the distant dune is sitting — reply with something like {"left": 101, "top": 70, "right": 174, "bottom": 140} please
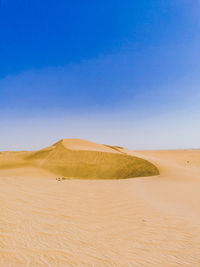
{"left": 0, "top": 139, "right": 159, "bottom": 179}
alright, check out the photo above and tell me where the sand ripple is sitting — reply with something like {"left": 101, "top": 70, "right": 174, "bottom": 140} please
{"left": 1, "top": 150, "right": 200, "bottom": 266}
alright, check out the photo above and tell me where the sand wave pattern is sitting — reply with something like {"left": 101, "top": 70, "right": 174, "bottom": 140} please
{"left": 1, "top": 140, "right": 199, "bottom": 266}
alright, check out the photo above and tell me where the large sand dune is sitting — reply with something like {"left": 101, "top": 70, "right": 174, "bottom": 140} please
{"left": 0, "top": 142, "right": 200, "bottom": 266}
{"left": 0, "top": 139, "right": 159, "bottom": 179}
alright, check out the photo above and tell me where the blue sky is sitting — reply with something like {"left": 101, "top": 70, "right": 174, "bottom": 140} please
{"left": 0, "top": 0, "right": 200, "bottom": 150}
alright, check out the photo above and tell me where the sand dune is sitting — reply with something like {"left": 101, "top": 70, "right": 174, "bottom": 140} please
{"left": 0, "top": 139, "right": 159, "bottom": 179}
{"left": 0, "top": 143, "right": 200, "bottom": 266}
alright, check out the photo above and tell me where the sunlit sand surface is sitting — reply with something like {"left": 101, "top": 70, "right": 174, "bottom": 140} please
{"left": 1, "top": 142, "right": 200, "bottom": 266}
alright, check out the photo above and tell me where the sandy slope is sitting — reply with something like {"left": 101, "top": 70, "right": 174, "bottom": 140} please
{"left": 1, "top": 148, "right": 200, "bottom": 266}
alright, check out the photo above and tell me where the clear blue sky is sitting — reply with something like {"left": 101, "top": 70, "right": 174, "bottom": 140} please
{"left": 0, "top": 0, "right": 200, "bottom": 150}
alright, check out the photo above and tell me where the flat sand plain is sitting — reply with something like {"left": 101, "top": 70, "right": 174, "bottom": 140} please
{"left": 1, "top": 147, "right": 200, "bottom": 266}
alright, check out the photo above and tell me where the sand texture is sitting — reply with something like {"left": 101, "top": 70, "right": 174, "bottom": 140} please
{"left": 0, "top": 141, "right": 200, "bottom": 266}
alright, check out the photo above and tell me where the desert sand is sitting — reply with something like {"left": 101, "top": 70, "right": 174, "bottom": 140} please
{"left": 0, "top": 139, "right": 158, "bottom": 179}
{"left": 0, "top": 140, "right": 200, "bottom": 266}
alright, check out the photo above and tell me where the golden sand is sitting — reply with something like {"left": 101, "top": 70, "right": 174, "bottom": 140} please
{"left": 0, "top": 140, "right": 200, "bottom": 266}
{"left": 0, "top": 139, "right": 159, "bottom": 179}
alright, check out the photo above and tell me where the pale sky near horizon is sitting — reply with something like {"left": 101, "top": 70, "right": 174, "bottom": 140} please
{"left": 0, "top": 0, "right": 200, "bottom": 150}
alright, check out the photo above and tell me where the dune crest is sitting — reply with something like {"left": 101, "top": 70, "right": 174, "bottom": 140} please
{"left": 56, "top": 138, "right": 121, "bottom": 153}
